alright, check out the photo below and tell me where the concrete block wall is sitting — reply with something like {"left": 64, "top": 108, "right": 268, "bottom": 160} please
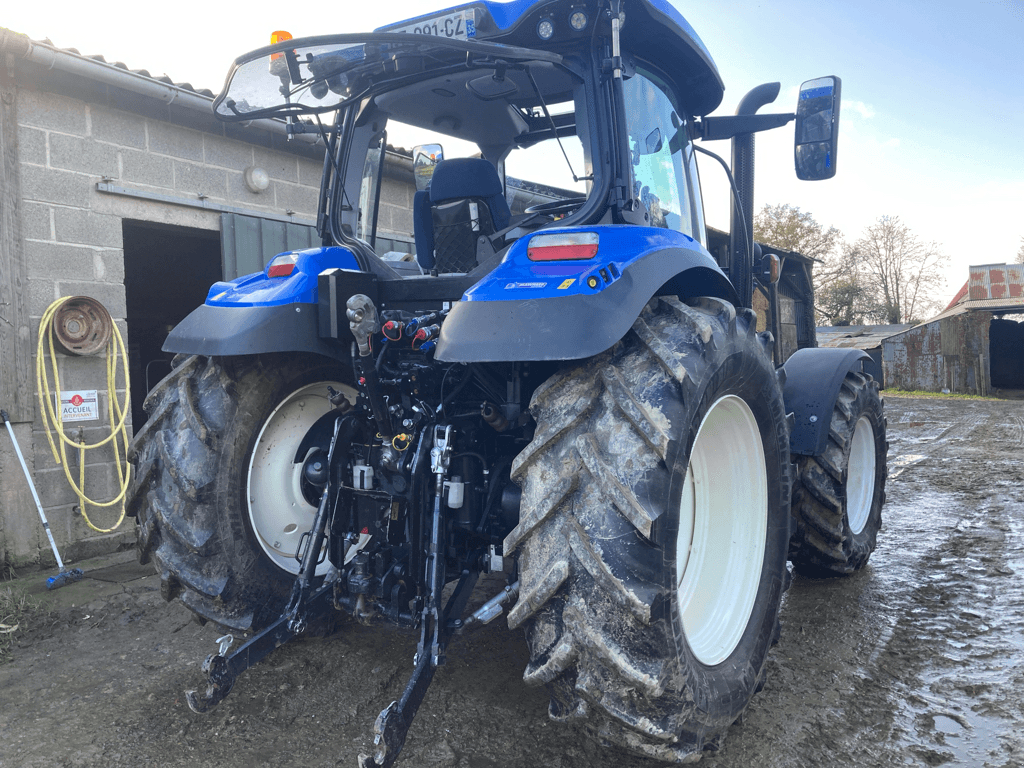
{"left": 3, "top": 73, "right": 328, "bottom": 570}
{"left": 377, "top": 174, "right": 416, "bottom": 240}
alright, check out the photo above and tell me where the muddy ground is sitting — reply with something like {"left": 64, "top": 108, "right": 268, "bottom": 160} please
{"left": 2, "top": 394, "right": 1023, "bottom": 767}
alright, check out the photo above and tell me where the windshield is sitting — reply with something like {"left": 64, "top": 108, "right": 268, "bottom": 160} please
{"left": 214, "top": 34, "right": 563, "bottom": 121}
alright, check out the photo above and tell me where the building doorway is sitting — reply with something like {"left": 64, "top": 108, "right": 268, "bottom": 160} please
{"left": 990, "top": 317, "right": 1024, "bottom": 391}
{"left": 123, "top": 221, "right": 222, "bottom": 431}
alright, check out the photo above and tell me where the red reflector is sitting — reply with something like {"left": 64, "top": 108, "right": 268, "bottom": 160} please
{"left": 267, "top": 263, "right": 295, "bottom": 277}
{"left": 267, "top": 252, "right": 298, "bottom": 277}
{"left": 527, "top": 232, "right": 599, "bottom": 261}
{"left": 528, "top": 243, "right": 599, "bottom": 261}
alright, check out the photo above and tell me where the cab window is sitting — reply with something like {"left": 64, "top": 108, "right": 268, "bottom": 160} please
{"left": 622, "top": 69, "right": 697, "bottom": 238}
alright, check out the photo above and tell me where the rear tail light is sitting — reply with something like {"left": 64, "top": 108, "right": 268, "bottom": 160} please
{"left": 267, "top": 252, "right": 298, "bottom": 277}
{"left": 527, "top": 232, "right": 599, "bottom": 261}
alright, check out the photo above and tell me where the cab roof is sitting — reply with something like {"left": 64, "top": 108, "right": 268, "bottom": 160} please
{"left": 377, "top": 0, "right": 724, "bottom": 115}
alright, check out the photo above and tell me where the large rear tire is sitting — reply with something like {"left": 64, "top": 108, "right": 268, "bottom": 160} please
{"left": 506, "top": 297, "right": 792, "bottom": 762}
{"left": 789, "top": 371, "right": 887, "bottom": 576}
{"left": 126, "top": 353, "right": 353, "bottom": 632}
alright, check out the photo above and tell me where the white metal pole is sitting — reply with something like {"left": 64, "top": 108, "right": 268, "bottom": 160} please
{"left": 2, "top": 410, "right": 65, "bottom": 571}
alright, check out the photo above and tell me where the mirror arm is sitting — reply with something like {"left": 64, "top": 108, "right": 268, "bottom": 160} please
{"left": 697, "top": 113, "right": 795, "bottom": 142}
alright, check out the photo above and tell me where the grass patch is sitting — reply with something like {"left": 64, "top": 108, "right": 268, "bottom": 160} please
{"left": 883, "top": 389, "right": 998, "bottom": 401}
{"left": 0, "top": 587, "right": 42, "bottom": 662}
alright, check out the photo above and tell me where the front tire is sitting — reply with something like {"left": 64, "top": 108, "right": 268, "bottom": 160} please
{"left": 127, "top": 353, "right": 353, "bottom": 632}
{"left": 506, "top": 297, "right": 791, "bottom": 761}
{"left": 789, "top": 371, "right": 887, "bottom": 576}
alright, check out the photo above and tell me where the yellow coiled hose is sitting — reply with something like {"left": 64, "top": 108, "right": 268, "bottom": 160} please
{"left": 36, "top": 297, "right": 131, "bottom": 533}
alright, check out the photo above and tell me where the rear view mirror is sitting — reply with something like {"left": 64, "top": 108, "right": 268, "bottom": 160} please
{"left": 413, "top": 144, "right": 444, "bottom": 192}
{"left": 644, "top": 127, "right": 663, "bottom": 155}
{"left": 794, "top": 76, "right": 841, "bottom": 180}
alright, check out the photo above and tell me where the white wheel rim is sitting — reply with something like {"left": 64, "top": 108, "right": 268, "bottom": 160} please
{"left": 846, "top": 415, "right": 876, "bottom": 535}
{"left": 676, "top": 395, "right": 768, "bottom": 666}
{"left": 247, "top": 380, "right": 354, "bottom": 575}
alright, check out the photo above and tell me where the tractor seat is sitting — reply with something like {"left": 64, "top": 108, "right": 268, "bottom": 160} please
{"left": 414, "top": 158, "right": 511, "bottom": 273}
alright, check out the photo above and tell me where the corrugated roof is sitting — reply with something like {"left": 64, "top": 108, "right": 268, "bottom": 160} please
{"left": 816, "top": 324, "right": 913, "bottom": 350}
{"left": 926, "top": 264, "right": 1024, "bottom": 324}
{"left": 922, "top": 297, "right": 1024, "bottom": 324}
{"left": 968, "top": 263, "right": 1024, "bottom": 302}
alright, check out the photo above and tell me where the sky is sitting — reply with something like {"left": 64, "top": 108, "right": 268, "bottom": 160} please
{"left": 5, "top": 0, "right": 1023, "bottom": 303}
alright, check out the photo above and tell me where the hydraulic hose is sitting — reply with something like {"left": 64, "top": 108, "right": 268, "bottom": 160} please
{"left": 35, "top": 297, "right": 131, "bottom": 533}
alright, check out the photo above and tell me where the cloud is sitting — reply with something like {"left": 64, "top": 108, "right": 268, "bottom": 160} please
{"left": 843, "top": 100, "right": 876, "bottom": 119}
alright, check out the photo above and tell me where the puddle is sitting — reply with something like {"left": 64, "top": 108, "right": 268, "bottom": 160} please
{"left": 932, "top": 714, "right": 963, "bottom": 735}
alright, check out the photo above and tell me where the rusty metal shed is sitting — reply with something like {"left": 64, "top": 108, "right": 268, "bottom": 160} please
{"left": 882, "top": 264, "right": 1024, "bottom": 395}
{"left": 816, "top": 325, "right": 913, "bottom": 387}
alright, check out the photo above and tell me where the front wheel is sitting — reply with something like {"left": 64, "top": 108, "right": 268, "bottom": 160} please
{"left": 507, "top": 297, "right": 792, "bottom": 761}
{"left": 127, "top": 353, "right": 354, "bottom": 632}
{"left": 789, "top": 371, "right": 887, "bottom": 576}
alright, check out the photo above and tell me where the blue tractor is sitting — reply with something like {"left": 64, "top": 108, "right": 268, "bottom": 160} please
{"left": 127, "top": 2, "right": 887, "bottom": 764}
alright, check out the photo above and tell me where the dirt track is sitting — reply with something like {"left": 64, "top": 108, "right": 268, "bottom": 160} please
{"left": 2, "top": 394, "right": 1023, "bottom": 767}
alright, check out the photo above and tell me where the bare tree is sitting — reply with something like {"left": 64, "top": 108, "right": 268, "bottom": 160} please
{"left": 753, "top": 203, "right": 867, "bottom": 325}
{"left": 1016, "top": 237, "right": 1023, "bottom": 264}
{"left": 853, "top": 215, "right": 948, "bottom": 324}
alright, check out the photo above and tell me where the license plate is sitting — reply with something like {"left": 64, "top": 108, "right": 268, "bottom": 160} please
{"left": 387, "top": 10, "right": 476, "bottom": 40}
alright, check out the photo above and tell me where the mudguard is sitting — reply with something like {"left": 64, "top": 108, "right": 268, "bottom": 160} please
{"left": 782, "top": 348, "right": 871, "bottom": 456}
{"left": 163, "top": 246, "right": 359, "bottom": 360}
{"left": 435, "top": 226, "right": 735, "bottom": 362}
{"left": 162, "top": 302, "right": 346, "bottom": 360}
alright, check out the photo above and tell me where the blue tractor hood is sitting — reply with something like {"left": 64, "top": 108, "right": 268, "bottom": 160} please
{"left": 377, "top": 0, "right": 724, "bottom": 116}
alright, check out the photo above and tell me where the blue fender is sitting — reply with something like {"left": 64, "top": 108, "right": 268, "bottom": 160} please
{"left": 163, "top": 246, "right": 359, "bottom": 360}
{"left": 782, "top": 348, "right": 871, "bottom": 456}
{"left": 435, "top": 226, "right": 736, "bottom": 362}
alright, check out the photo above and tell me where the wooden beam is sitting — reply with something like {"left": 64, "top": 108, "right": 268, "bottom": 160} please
{"left": 0, "top": 61, "right": 34, "bottom": 422}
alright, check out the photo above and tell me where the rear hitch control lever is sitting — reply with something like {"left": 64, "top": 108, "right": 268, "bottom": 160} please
{"left": 185, "top": 413, "right": 353, "bottom": 714}
{"left": 359, "top": 426, "right": 480, "bottom": 768}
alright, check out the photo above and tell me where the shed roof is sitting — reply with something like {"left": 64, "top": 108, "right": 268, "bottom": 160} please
{"left": 0, "top": 28, "right": 323, "bottom": 157}
{"left": 922, "top": 298, "right": 1021, "bottom": 324}
{"left": 931, "top": 264, "right": 1024, "bottom": 323}
{"left": 0, "top": 28, "right": 216, "bottom": 99}
{"left": 816, "top": 325, "right": 913, "bottom": 350}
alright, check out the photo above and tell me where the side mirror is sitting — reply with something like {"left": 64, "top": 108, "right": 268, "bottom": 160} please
{"left": 794, "top": 76, "right": 841, "bottom": 180}
{"left": 412, "top": 144, "right": 444, "bottom": 192}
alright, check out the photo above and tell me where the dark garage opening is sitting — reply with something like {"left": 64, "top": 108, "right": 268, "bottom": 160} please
{"left": 989, "top": 317, "right": 1024, "bottom": 390}
{"left": 124, "top": 221, "right": 222, "bottom": 431}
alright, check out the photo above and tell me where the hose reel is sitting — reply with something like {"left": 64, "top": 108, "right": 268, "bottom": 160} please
{"left": 50, "top": 295, "right": 113, "bottom": 356}
{"left": 36, "top": 296, "right": 131, "bottom": 533}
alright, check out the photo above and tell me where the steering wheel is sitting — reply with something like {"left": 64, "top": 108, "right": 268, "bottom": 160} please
{"left": 523, "top": 197, "right": 587, "bottom": 216}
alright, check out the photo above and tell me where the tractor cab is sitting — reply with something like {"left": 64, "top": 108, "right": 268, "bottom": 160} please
{"left": 213, "top": 0, "right": 724, "bottom": 276}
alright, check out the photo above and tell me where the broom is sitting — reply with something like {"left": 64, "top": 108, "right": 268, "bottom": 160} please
{"left": 2, "top": 409, "right": 84, "bottom": 589}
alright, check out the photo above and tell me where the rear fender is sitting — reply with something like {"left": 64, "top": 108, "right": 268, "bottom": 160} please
{"left": 435, "top": 226, "right": 736, "bottom": 362}
{"left": 782, "top": 348, "right": 871, "bottom": 456}
{"left": 163, "top": 246, "right": 359, "bottom": 360}
{"left": 163, "top": 302, "right": 348, "bottom": 360}
{"left": 205, "top": 246, "right": 359, "bottom": 307}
